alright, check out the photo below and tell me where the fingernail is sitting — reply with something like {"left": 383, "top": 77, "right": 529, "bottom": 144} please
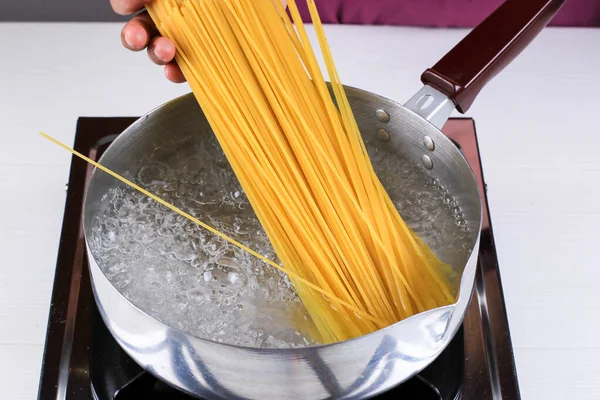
{"left": 124, "top": 30, "right": 134, "bottom": 48}
{"left": 154, "top": 46, "right": 165, "bottom": 61}
{"left": 156, "top": 43, "right": 174, "bottom": 62}
{"left": 125, "top": 29, "right": 146, "bottom": 50}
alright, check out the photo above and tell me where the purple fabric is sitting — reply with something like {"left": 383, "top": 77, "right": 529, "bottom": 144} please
{"left": 296, "top": 0, "right": 600, "bottom": 27}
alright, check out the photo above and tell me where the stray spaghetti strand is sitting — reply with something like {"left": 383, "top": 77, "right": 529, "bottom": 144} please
{"left": 38, "top": 131, "right": 383, "bottom": 325}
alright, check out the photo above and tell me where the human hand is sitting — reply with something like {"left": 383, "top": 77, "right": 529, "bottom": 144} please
{"left": 112, "top": 0, "right": 289, "bottom": 84}
{"left": 111, "top": 0, "right": 186, "bottom": 83}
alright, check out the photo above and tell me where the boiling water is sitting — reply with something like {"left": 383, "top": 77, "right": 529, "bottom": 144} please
{"left": 89, "top": 133, "right": 471, "bottom": 349}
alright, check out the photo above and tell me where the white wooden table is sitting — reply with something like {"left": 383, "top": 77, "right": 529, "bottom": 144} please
{"left": 1, "top": 22, "right": 599, "bottom": 400}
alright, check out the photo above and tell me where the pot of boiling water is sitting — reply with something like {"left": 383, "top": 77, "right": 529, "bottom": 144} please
{"left": 83, "top": 0, "right": 563, "bottom": 398}
{"left": 85, "top": 87, "right": 479, "bottom": 399}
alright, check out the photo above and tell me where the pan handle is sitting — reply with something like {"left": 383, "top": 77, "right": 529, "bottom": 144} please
{"left": 421, "top": 0, "right": 566, "bottom": 113}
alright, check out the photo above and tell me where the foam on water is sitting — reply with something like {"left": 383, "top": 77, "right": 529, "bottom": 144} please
{"left": 89, "top": 133, "right": 472, "bottom": 349}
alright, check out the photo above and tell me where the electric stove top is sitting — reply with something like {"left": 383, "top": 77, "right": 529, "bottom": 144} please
{"left": 37, "top": 117, "right": 520, "bottom": 400}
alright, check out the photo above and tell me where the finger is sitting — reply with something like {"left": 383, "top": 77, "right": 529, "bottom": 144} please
{"left": 121, "top": 12, "right": 157, "bottom": 51}
{"left": 165, "top": 63, "right": 187, "bottom": 83}
{"left": 148, "top": 36, "right": 176, "bottom": 65}
{"left": 111, "top": 0, "right": 151, "bottom": 15}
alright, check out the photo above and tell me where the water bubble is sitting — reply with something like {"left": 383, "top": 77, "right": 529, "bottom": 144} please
{"left": 228, "top": 272, "right": 241, "bottom": 285}
{"left": 178, "top": 267, "right": 189, "bottom": 276}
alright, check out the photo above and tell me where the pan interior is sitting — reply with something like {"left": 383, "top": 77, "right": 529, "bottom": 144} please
{"left": 84, "top": 90, "right": 480, "bottom": 350}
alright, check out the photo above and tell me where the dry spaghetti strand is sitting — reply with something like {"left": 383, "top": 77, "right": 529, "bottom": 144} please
{"left": 38, "top": 131, "right": 383, "bottom": 327}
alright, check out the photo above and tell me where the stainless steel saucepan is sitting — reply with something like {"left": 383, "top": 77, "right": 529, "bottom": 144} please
{"left": 83, "top": 0, "right": 564, "bottom": 398}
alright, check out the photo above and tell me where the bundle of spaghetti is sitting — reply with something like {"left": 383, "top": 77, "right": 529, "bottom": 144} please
{"left": 146, "top": 0, "right": 455, "bottom": 343}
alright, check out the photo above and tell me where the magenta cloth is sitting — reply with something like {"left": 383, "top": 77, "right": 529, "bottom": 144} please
{"left": 296, "top": 0, "right": 600, "bottom": 27}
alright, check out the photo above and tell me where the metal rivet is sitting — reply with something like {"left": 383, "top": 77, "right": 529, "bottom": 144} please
{"left": 375, "top": 128, "right": 390, "bottom": 142}
{"left": 422, "top": 155, "right": 433, "bottom": 170}
{"left": 423, "top": 136, "right": 435, "bottom": 151}
{"left": 375, "top": 109, "right": 390, "bottom": 123}
{"left": 65, "top": 183, "right": 69, "bottom": 192}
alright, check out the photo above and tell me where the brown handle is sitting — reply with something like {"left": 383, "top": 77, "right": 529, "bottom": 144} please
{"left": 421, "top": 0, "right": 566, "bottom": 113}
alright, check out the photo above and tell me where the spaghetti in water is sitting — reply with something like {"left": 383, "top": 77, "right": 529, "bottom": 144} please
{"left": 128, "top": 0, "right": 457, "bottom": 343}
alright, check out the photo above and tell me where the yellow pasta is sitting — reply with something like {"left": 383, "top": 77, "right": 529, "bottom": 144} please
{"left": 139, "top": 0, "right": 456, "bottom": 343}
